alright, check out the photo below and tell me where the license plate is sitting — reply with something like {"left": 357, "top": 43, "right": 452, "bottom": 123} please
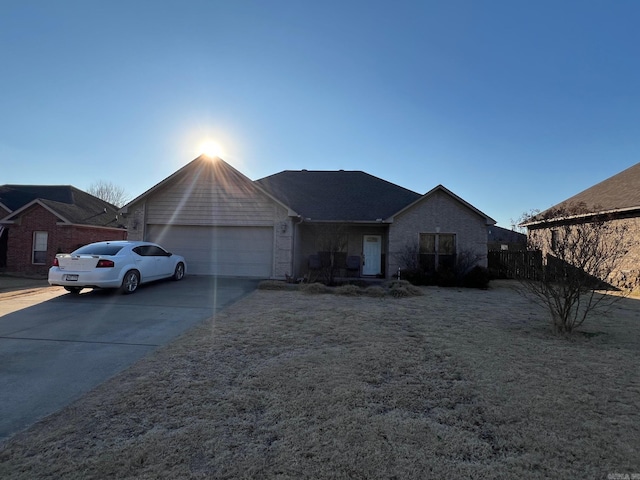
{"left": 65, "top": 274, "right": 79, "bottom": 281}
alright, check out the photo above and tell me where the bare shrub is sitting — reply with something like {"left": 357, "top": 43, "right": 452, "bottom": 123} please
{"left": 300, "top": 283, "right": 330, "bottom": 294}
{"left": 386, "top": 279, "right": 423, "bottom": 297}
{"left": 258, "top": 280, "right": 292, "bottom": 291}
{"left": 363, "top": 286, "right": 386, "bottom": 297}
{"left": 310, "top": 224, "right": 349, "bottom": 286}
{"left": 384, "top": 279, "right": 412, "bottom": 289}
{"left": 454, "top": 249, "right": 486, "bottom": 280}
{"left": 395, "top": 243, "right": 487, "bottom": 288}
{"left": 519, "top": 204, "right": 634, "bottom": 334}
{"left": 335, "top": 285, "right": 362, "bottom": 296}
{"left": 395, "top": 240, "right": 421, "bottom": 272}
{"left": 389, "top": 286, "right": 410, "bottom": 297}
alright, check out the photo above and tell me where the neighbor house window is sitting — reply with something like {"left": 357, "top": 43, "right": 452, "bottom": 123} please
{"left": 419, "top": 233, "right": 456, "bottom": 271}
{"left": 33, "top": 231, "right": 48, "bottom": 264}
{"left": 551, "top": 229, "right": 558, "bottom": 252}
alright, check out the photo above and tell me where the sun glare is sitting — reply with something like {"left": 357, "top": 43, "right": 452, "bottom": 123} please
{"left": 199, "top": 140, "right": 224, "bottom": 158}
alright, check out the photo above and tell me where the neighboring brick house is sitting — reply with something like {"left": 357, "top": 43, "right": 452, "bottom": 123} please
{"left": 120, "top": 155, "right": 496, "bottom": 279}
{"left": 522, "top": 162, "right": 640, "bottom": 291}
{"left": 0, "top": 185, "right": 127, "bottom": 275}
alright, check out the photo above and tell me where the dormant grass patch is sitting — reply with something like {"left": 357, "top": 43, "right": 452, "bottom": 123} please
{"left": 1, "top": 281, "right": 638, "bottom": 479}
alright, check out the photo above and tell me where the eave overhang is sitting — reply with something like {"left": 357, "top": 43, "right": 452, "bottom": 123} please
{"left": 521, "top": 205, "right": 640, "bottom": 229}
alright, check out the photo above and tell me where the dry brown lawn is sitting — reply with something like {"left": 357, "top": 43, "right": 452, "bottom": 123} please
{"left": 1, "top": 280, "right": 639, "bottom": 479}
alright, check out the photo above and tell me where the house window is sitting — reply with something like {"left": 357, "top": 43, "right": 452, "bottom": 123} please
{"left": 419, "top": 233, "right": 456, "bottom": 271}
{"left": 33, "top": 231, "right": 48, "bottom": 264}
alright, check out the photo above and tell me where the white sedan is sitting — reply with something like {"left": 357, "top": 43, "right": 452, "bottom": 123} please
{"left": 48, "top": 241, "right": 186, "bottom": 294}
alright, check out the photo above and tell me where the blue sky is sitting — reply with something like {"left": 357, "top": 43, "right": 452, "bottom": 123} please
{"left": 2, "top": 0, "right": 639, "bottom": 228}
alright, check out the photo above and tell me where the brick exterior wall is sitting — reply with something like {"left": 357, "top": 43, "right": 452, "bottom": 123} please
{"left": 4, "top": 204, "right": 127, "bottom": 276}
{"left": 529, "top": 216, "right": 640, "bottom": 292}
{"left": 615, "top": 217, "right": 640, "bottom": 291}
{"left": 388, "top": 190, "right": 489, "bottom": 276}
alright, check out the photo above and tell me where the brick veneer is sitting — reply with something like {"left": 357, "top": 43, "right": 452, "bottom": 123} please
{"left": 4, "top": 204, "right": 127, "bottom": 276}
{"left": 388, "top": 190, "right": 489, "bottom": 276}
{"left": 528, "top": 216, "right": 640, "bottom": 292}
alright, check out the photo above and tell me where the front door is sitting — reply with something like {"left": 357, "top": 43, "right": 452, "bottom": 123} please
{"left": 362, "top": 235, "right": 382, "bottom": 276}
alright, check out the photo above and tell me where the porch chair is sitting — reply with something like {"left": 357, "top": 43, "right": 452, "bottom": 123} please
{"left": 346, "top": 255, "right": 361, "bottom": 277}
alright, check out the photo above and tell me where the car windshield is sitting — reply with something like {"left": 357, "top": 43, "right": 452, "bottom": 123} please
{"left": 73, "top": 244, "right": 125, "bottom": 256}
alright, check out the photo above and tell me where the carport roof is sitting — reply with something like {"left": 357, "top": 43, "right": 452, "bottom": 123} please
{"left": 255, "top": 170, "right": 422, "bottom": 222}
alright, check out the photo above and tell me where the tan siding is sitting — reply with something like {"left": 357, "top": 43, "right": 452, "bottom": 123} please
{"left": 144, "top": 163, "right": 277, "bottom": 226}
{"left": 124, "top": 158, "right": 295, "bottom": 279}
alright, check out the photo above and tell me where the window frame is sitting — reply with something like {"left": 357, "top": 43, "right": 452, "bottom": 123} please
{"left": 32, "top": 231, "right": 48, "bottom": 265}
{"left": 419, "top": 232, "right": 457, "bottom": 271}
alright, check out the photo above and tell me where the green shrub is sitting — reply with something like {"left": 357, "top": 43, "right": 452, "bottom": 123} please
{"left": 435, "top": 267, "right": 457, "bottom": 287}
{"left": 399, "top": 269, "right": 433, "bottom": 286}
{"left": 462, "top": 266, "right": 491, "bottom": 289}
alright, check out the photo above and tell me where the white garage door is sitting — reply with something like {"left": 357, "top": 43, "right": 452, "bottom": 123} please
{"left": 146, "top": 225, "right": 273, "bottom": 277}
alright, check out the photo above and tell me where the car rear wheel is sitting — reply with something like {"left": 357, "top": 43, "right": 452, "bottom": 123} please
{"left": 121, "top": 270, "right": 140, "bottom": 294}
{"left": 173, "top": 262, "right": 185, "bottom": 281}
{"left": 64, "top": 286, "right": 82, "bottom": 294}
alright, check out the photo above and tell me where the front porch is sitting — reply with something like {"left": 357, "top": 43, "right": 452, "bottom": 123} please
{"left": 293, "top": 222, "right": 390, "bottom": 281}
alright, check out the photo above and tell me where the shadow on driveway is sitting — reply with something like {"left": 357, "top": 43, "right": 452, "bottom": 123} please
{"left": 0, "top": 275, "right": 49, "bottom": 294}
{"left": 0, "top": 275, "right": 259, "bottom": 443}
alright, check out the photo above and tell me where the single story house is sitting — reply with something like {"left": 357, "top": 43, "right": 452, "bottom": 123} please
{"left": 0, "top": 185, "right": 127, "bottom": 275}
{"left": 487, "top": 225, "right": 527, "bottom": 251}
{"left": 121, "top": 155, "right": 495, "bottom": 280}
{"left": 522, "top": 162, "right": 640, "bottom": 290}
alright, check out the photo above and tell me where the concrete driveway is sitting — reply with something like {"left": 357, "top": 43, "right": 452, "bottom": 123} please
{"left": 0, "top": 276, "right": 258, "bottom": 442}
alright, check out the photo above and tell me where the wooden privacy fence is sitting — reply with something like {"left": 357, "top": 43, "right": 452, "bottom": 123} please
{"left": 488, "top": 250, "right": 542, "bottom": 280}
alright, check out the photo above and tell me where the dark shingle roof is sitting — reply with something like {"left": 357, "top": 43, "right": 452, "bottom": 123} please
{"left": 256, "top": 170, "right": 422, "bottom": 221}
{"left": 0, "top": 185, "right": 74, "bottom": 211}
{"left": 543, "top": 162, "right": 640, "bottom": 216}
{"left": 0, "top": 185, "right": 122, "bottom": 227}
{"left": 488, "top": 225, "right": 527, "bottom": 244}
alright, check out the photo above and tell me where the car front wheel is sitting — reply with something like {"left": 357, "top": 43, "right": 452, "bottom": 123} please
{"left": 121, "top": 270, "right": 140, "bottom": 294}
{"left": 173, "top": 262, "right": 185, "bottom": 281}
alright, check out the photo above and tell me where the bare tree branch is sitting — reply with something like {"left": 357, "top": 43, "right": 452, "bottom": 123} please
{"left": 87, "top": 181, "right": 130, "bottom": 208}
{"left": 517, "top": 204, "right": 634, "bottom": 334}
{"left": 311, "top": 223, "right": 349, "bottom": 286}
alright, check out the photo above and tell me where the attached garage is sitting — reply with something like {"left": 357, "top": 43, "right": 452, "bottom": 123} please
{"left": 121, "top": 156, "right": 294, "bottom": 279}
{"left": 146, "top": 224, "right": 274, "bottom": 277}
